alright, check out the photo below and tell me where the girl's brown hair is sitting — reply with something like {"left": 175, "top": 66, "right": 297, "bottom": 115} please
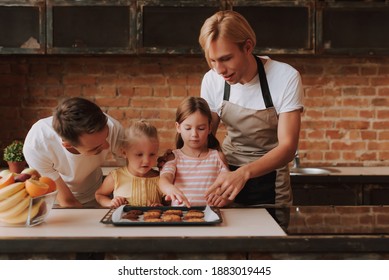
{"left": 175, "top": 96, "right": 220, "bottom": 150}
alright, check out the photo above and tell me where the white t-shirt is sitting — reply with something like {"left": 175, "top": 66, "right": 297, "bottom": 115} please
{"left": 201, "top": 56, "right": 304, "bottom": 115}
{"left": 23, "top": 114, "right": 124, "bottom": 204}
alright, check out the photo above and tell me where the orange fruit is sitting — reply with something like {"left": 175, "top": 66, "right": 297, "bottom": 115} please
{"left": 25, "top": 179, "right": 49, "bottom": 197}
{"left": 39, "top": 176, "right": 56, "bottom": 193}
{"left": 0, "top": 173, "right": 15, "bottom": 189}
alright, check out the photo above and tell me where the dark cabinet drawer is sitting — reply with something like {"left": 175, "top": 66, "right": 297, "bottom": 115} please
{"left": 47, "top": 0, "right": 135, "bottom": 54}
{"left": 317, "top": 2, "right": 389, "bottom": 55}
{"left": 0, "top": 1, "right": 45, "bottom": 54}
{"left": 137, "top": 0, "right": 220, "bottom": 54}
{"left": 231, "top": 0, "right": 315, "bottom": 55}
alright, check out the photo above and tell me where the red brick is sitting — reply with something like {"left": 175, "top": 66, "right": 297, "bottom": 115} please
{"left": 63, "top": 75, "right": 96, "bottom": 85}
{"left": 154, "top": 87, "right": 170, "bottom": 97}
{"left": 96, "top": 97, "right": 130, "bottom": 107}
{"left": 331, "top": 141, "right": 366, "bottom": 150}
{"left": 326, "top": 130, "right": 344, "bottom": 139}
{"left": 336, "top": 121, "right": 369, "bottom": 130}
{"left": 0, "top": 64, "right": 11, "bottom": 74}
{"left": 324, "top": 151, "right": 341, "bottom": 161}
{"left": 64, "top": 86, "right": 82, "bottom": 97}
{"left": 0, "top": 74, "right": 26, "bottom": 86}
{"left": 171, "top": 86, "right": 187, "bottom": 97}
{"left": 371, "top": 77, "right": 389, "bottom": 86}
{"left": 134, "top": 87, "right": 152, "bottom": 97}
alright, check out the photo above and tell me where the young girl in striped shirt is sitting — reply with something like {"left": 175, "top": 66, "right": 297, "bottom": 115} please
{"left": 159, "top": 96, "right": 230, "bottom": 207}
{"left": 95, "top": 120, "right": 162, "bottom": 208}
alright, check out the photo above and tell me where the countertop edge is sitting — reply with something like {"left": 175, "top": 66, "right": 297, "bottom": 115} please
{"left": 2, "top": 235, "right": 389, "bottom": 254}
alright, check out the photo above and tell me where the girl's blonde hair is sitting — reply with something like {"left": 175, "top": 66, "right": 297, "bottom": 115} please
{"left": 121, "top": 120, "right": 159, "bottom": 149}
{"left": 175, "top": 96, "right": 221, "bottom": 150}
{"left": 199, "top": 10, "right": 256, "bottom": 67}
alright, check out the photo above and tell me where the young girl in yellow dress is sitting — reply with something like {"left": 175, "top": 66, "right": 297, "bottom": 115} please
{"left": 95, "top": 120, "right": 162, "bottom": 208}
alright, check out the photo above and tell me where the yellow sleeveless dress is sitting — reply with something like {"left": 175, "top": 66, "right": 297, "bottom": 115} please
{"left": 111, "top": 167, "right": 162, "bottom": 206}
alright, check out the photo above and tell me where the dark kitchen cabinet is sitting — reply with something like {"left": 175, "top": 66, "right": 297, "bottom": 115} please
{"left": 292, "top": 182, "right": 362, "bottom": 205}
{"left": 0, "top": 1, "right": 45, "bottom": 54}
{"left": 317, "top": 1, "right": 389, "bottom": 55}
{"left": 136, "top": 0, "right": 221, "bottom": 54}
{"left": 363, "top": 184, "right": 389, "bottom": 205}
{"left": 3, "top": 1, "right": 389, "bottom": 56}
{"left": 46, "top": 0, "right": 136, "bottom": 54}
{"left": 229, "top": 0, "right": 315, "bottom": 55}
{"left": 291, "top": 175, "right": 389, "bottom": 205}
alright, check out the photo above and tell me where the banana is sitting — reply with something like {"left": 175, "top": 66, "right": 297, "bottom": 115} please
{"left": 0, "top": 200, "right": 43, "bottom": 225}
{"left": 0, "top": 182, "right": 25, "bottom": 200}
{"left": 0, "top": 195, "right": 30, "bottom": 219}
{"left": 0, "top": 188, "right": 27, "bottom": 212}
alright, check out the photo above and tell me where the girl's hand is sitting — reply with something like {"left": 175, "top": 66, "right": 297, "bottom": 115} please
{"left": 110, "top": 196, "right": 128, "bottom": 208}
{"left": 163, "top": 186, "right": 191, "bottom": 208}
{"left": 147, "top": 200, "right": 163, "bottom": 207}
{"left": 148, "top": 202, "right": 163, "bottom": 207}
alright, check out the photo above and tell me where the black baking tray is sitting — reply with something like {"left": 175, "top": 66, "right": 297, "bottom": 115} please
{"left": 100, "top": 205, "right": 223, "bottom": 226}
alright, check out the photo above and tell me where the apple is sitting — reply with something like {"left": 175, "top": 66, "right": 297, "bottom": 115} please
{"left": 21, "top": 168, "right": 40, "bottom": 179}
{"left": 14, "top": 173, "right": 32, "bottom": 182}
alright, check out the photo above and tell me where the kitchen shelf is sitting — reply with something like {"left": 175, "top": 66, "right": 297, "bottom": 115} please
{"left": 317, "top": 1, "right": 389, "bottom": 55}
{"left": 0, "top": 1, "right": 45, "bottom": 54}
{"left": 46, "top": 0, "right": 136, "bottom": 54}
{"left": 229, "top": 0, "right": 315, "bottom": 55}
{"left": 136, "top": 0, "right": 221, "bottom": 54}
{"left": 2, "top": 0, "right": 389, "bottom": 56}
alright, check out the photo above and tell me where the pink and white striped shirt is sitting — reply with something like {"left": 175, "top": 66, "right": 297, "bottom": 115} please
{"left": 160, "top": 149, "right": 228, "bottom": 206}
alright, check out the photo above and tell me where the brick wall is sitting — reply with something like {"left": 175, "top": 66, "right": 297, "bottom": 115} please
{"left": 1, "top": 55, "right": 389, "bottom": 168}
{"left": 287, "top": 206, "right": 389, "bottom": 234}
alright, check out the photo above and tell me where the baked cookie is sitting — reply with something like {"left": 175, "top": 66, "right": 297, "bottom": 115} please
{"left": 185, "top": 218, "right": 205, "bottom": 222}
{"left": 122, "top": 213, "right": 139, "bottom": 221}
{"left": 161, "top": 214, "right": 181, "bottom": 222}
{"left": 128, "top": 209, "right": 143, "bottom": 215}
{"left": 144, "top": 218, "right": 163, "bottom": 222}
{"left": 144, "top": 211, "right": 161, "bottom": 219}
{"left": 164, "top": 209, "right": 183, "bottom": 216}
{"left": 184, "top": 211, "right": 205, "bottom": 219}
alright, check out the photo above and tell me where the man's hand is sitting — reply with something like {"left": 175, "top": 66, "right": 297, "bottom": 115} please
{"left": 55, "top": 177, "right": 83, "bottom": 208}
{"left": 205, "top": 168, "right": 249, "bottom": 201}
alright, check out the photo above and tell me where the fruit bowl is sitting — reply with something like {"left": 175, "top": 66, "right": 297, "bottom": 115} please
{"left": 25, "top": 190, "right": 58, "bottom": 227}
{"left": 0, "top": 186, "right": 58, "bottom": 227}
{"left": 0, "top": 168, "right": 58, "bottom": 227}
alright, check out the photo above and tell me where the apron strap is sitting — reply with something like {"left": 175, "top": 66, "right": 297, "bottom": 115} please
{"left": 223, "top": 55, "right": 274, "bottom": 108}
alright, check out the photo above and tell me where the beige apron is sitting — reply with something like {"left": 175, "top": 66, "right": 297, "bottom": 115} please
{"left": 220, "top": 55, "right": 292, "bottom": 206}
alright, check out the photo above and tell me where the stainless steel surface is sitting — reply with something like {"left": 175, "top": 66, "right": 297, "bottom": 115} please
{"left": 290, "top": 167, "right": 339, "bottom": 176}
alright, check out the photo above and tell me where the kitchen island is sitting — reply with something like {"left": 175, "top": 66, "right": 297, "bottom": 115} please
{"left": 2, "top": 206, "right": 389, "bottom": 260}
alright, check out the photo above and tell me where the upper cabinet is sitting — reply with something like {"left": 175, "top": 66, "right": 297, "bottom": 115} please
{"left": 2, "top": 0, "right": 389, "bottom": 56}
{"left": 46, "top": 0, "right": 136, "bottom": 54}
{"left": 317, "top": 1, "right": 389, "bottom": 55}
{"left": 137, "top": 0, "right": 222, "bottom": 54}
{"left": 229, "top": 0, "right": 315, "bottom": 55}
{"left": 0, "top": 0, "right": 45, "bottom": 54}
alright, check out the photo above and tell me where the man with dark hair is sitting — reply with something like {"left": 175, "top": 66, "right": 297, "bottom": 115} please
{"left": 24, "top": 97, "right": 124, "bottom": 207}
